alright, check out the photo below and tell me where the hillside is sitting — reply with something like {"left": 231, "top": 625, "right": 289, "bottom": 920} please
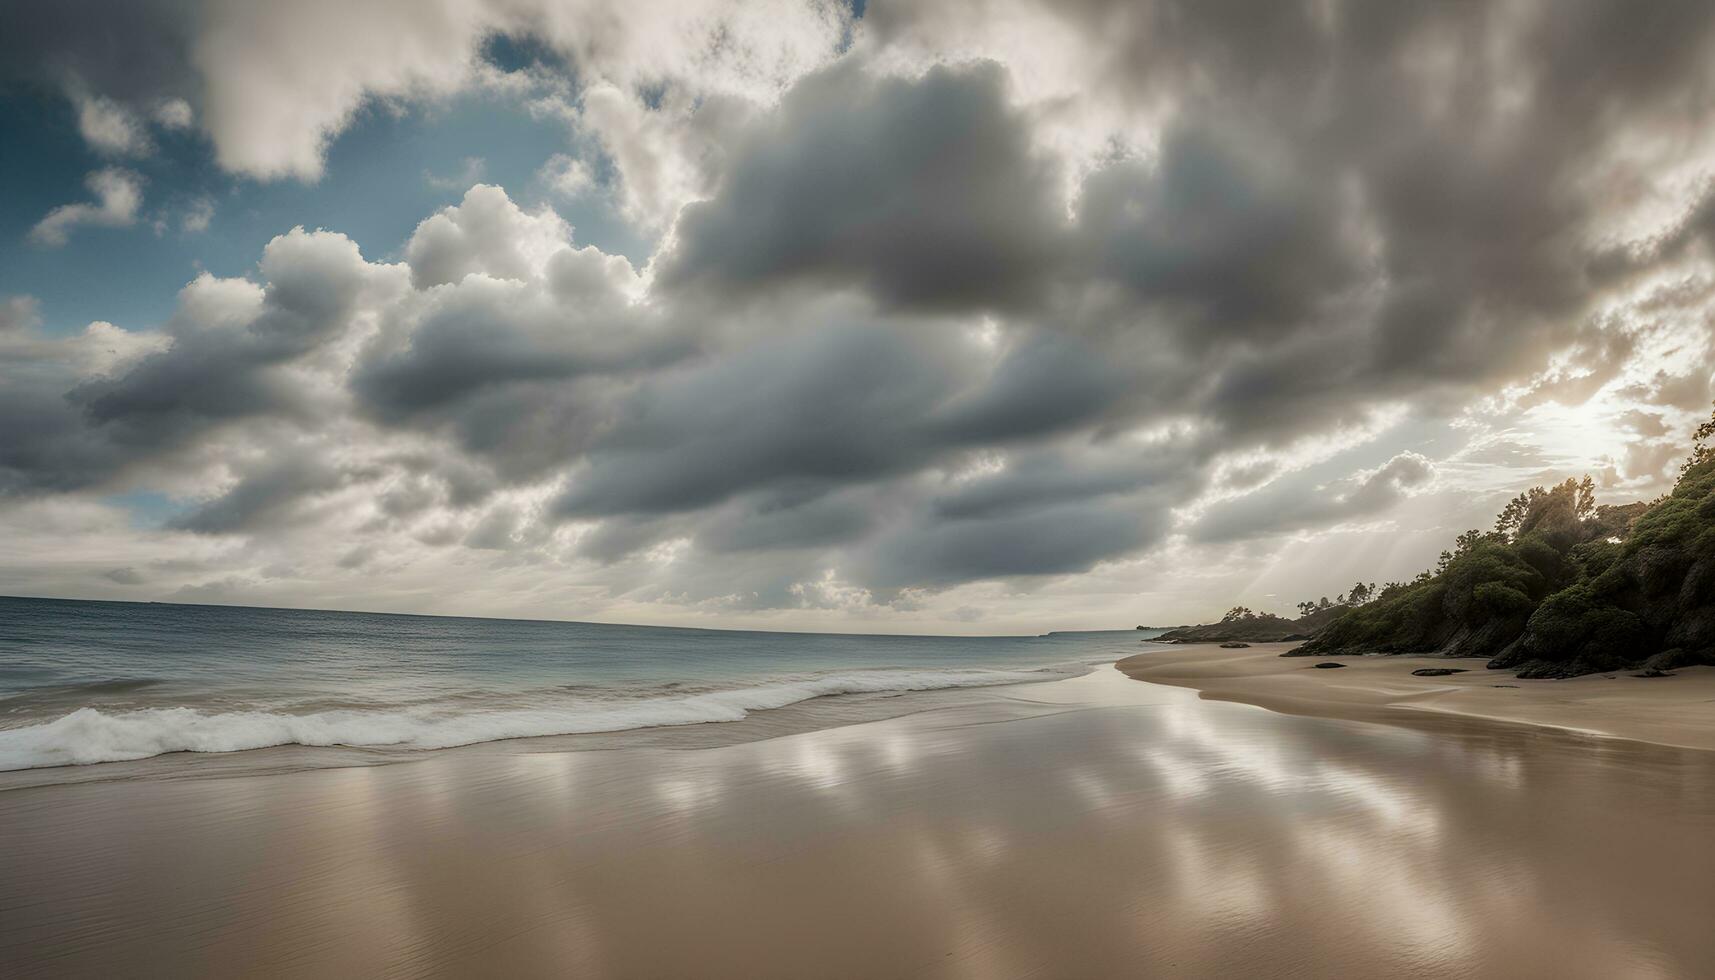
{"left": 1154, "top": 603, "right": 1348, "bottom": 643}
{"left": 1288, "top": 407, "right": 1715, "bottom": 677}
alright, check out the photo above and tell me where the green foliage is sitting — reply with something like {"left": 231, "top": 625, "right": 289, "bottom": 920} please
{"left": 1304, "top": 577, "right": 1447, "bottom": 654}
{"left": 1521, "top": 584, "right": 1649, "bottom": 660}
{"left": 1685, "top": 406, "right": 1715, "bottom": 472}
{"left": 1510, "top": 535, "right": 1566, "bottom": 590}
{"left": 1695, "top": 526, "right": 1715, "bottom": 559}
{"left": 1473, "top": 581, "right": 1533, "bottom": 617}
{"left": 1290, "top": 403, "right": 1715, "bottom": 675}
{"left": 1494, "top": 476, "right": 1595, "bottom": 545}
{"left": 1660, "top": 464, "right": 1715, "bottom": 563}
{"left": 1568, "top": 538, "right": 1622, "bottom": 579}
{"left": 1291, "top": 582, "right": 1377, "bottom": 618}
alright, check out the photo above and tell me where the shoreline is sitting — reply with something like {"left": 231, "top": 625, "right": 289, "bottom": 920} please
{"left": 1119, "top": 642, "right": 1715, "bottom": 753}
{"left": 9, "top": 636, "right": 1714, "bottom": 792}
{"left": 0, "top": 664, "right": 1109, "bottom": 791}
{"left": 4, "top": 666, "right": 1713, "bottom": 978}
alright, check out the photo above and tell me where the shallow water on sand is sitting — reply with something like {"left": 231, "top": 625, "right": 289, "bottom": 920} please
{"left": 0, "top": 596, "right": 1143, "bottom": 771}
{"left": 3, "top": 666, "right": 1712, "bottom": 978}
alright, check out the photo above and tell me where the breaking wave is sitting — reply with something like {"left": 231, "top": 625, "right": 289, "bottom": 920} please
{"left": 0, "top": 666, "right": 1067, "bottom": 770}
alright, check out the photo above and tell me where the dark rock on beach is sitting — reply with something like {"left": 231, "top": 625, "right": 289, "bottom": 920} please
{"left": 1313, "top": 662, "right": 1347, "bottom": 669}
{"left": 1219, "top": 641, "right": 1251, "bottom": 648}
{"left": 1411, "top": 668, "right": 1468, "bottom": 676}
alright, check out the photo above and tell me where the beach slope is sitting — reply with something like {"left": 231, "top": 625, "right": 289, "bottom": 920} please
{"left": 1120, "top": 642, "right": 1715, "bottom": 752}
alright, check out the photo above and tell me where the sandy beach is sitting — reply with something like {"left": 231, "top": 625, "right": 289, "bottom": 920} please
{"left": 1120, "top": 642, "right": 1715, "bottom": 752}
{"left": 4, "top": 665, "right": 1715, "bottom": 979}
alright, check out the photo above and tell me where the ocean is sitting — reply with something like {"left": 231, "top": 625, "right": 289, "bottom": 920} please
{"left": 0, "top": 596, "right": 1155, "bottom": 771}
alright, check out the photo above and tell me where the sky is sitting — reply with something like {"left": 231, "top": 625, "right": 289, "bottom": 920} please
{"left": 1, "top": 0, "right": 1713, "bottom": 634}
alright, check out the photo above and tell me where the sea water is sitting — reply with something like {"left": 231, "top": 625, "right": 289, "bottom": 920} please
{"left": 0, "top": 596, "right": 1157, "bottom": 770}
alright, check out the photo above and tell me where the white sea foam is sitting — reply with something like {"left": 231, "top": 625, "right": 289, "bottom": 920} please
{"left": 0, "top": 667, "right": 1064, "bottom": 770}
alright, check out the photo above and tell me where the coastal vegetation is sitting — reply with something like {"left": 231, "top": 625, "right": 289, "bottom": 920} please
{"left": 1153, "top": 603, "right": 1344, "bottom": 643}
{"left": 1153, "top": 586, "right": 1377, "bottom": 643}
{"left": 1289, "top": 405, "right": 1715, "bottom": 677}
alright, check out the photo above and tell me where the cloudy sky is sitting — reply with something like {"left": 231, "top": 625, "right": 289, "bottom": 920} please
{"left": 2, "top": 0, "right": 1712, "bottom": 633}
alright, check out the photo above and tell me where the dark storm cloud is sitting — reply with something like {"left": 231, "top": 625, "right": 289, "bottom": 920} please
{"left": 350, "top": 276, "right": 667, "bottom": 442}
{"left": 0, "top": 0, "right": 196, "bottom": 97}
{"left": 347, "top": 186, "right": 695, "bottom": 484}
{"left": 695, "top": 489, "right": 877, "bottom": 554}
{"left": 1075, "top": 124, "right": 1363, "bottom": 341}
{"left": 657, "top": 60, "right": 1065, "bottom": 312}
{"left": 657, "top": 0, "right": 1715, "bottom": 471}
{"left": 1621, "top": 369, "right": 1715, "bottom": 414}
{"left": 79, "top": 230, "right": 372, "bottom": 453}
{"left": 929, "top": 449, "right": 1171, "bottom": 522}
{"left": 872, "top": 0, "right": 1715, "bottom": 449}
{"left": 930, "top": 332, "right": 1128, "bottom": 444}
{"left": 554, "top": 319, "right": 974, "bottom": 518}
{"left": 1190, "top": 452, "right": 1434, "bottom": 544}
{"left": 0, "top": 302, "right": 116, "bottom": 496}
{"left": 844, "top": 441, "right": 1201, "bottom": 588}
{"left": 8, "top": 0, "right": 1715, "bottom": 609}
{"left": 574, "top": 513, "right": 687, "bottom": 565}
{"left": 0, "top": 370, "right": 124, "bottom": 497}
{"left": 169, "top": 449, "right": 348, "bottom": 534}
{"left": 859, "top": 499, "right": 1164, "bottom": 589}
{"left": 1, "top": 230, "right": 374, "bottom": 503}
{"left": 550, "top": 314, "right": 1135, "bottom": 532}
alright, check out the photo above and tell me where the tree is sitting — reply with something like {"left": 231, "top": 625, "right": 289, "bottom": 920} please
{"left": 1348, "top": 581, "right": 1373, "bottom": 604}
{"left": 1317, "top": 596, "right": 1332, "bottom": 610}
{"left": 1494, "top": 479, "right": 1595, "bottom": 546}
{"left": 1494, "top": 492, "right": 1532, "bottom": 538}
{"left": 1687, "top": 402, "right": 1715, "bottom": 472}
{"left": 1296, "top": 600, "right": 1316, "bottom": 617}
{"left": 1221, "top": 606, "right": 1255, "bottom": 622}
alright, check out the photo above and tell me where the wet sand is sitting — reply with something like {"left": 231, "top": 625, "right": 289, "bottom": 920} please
{"left": 4, "top": 666, "right": 1715, "bottom": 978}
{"left": 1120, "top": 642, "right": 1715, "bottom": 752}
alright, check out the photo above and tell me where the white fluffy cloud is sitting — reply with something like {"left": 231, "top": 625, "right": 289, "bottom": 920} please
{"left": 178, "top": 197, "right": 216, "bottom": 234}
{"left": 152, "top": 97, "right": 194, "bottom": 130}
{"left": 25, "top": 0, "right": 843, "bottom": 188}
{"left": 189, "top": 0, "right": 503, "bottom": 180}
{"left": 537, "top": 153, "right": 594, "bottom": 199}
{"left": 29, "top": 168, "right": 145, "bottom": 247}
{"left": 71, "top": 90, "right": 152, "bottom": 156}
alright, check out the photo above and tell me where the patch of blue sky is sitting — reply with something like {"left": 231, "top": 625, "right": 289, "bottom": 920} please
{"left": 103, "top": 490, "right": 186, "bottom": 529}
{"left": 0, "top": 81, "right": 643, "bottom": 339}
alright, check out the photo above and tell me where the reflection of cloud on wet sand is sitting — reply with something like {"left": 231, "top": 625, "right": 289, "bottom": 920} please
{"left": 3, "top": 668, "right": 1712, "bottom": 977}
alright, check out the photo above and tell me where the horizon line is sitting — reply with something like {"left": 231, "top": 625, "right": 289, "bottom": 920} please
{"left": 0, "top": 593, "right": 1165, "bottom": 641}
